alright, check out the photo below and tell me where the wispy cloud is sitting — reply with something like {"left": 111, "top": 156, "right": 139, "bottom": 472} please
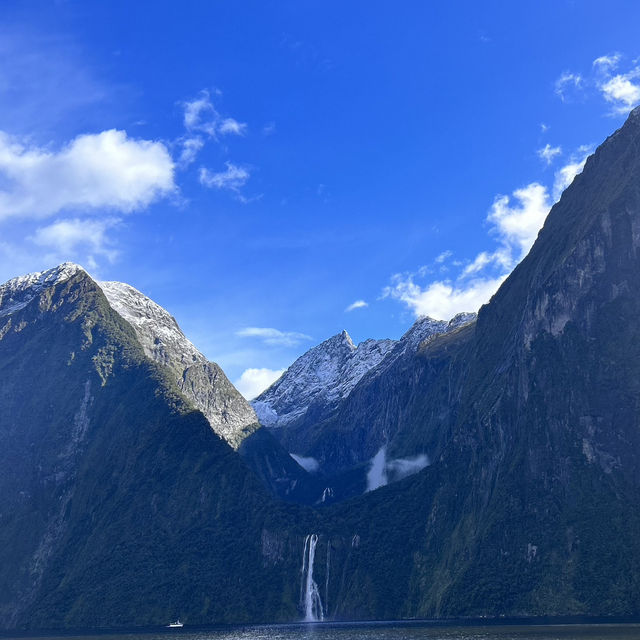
{"left": 177, "top": 90, "right": 247, "bottom": 168}
{"left": 234, "top": 367, "right": 284, "bottom": 400}
{"left": 435, "top": 250, "right": 452, "bottom": 263}
{"left": 218, "top": 118, "right": 247, "bottom": 136}
{"left": 0, "top": 129, "right": 174, "bottom": 220}
{"left": 553, "top": 147, "right": 592, "bottom": 200}
{"left": 600, "top": 70, "right": 640, "bottom": 114}
{"left": 177, "top": 136, "right": 204, "bottom": 167}
{"left": 593, "top": 54, "right": 622, "bottom": 72}
{"left": 384, "top": 274, "right": 508, "bottom": 321}
{"left": 182, "top": 90, "right": 246, "bottom": 138}
{"left": 30, "top": 217, "right": 121, "bottom": 265}
{"left": 592, "top": 53, "right": 640, "bottom": 114}
{"left": 345, "top": 299, "right": 368, "bottom": 312}
{"left": 199, "top": 162, "right": 250, "bottom": 192}
{"left": 555, "top": 72, "right": 583, "bottom": 102}
{"left": 0, "top": 27, "right": 110, "bottom": 137}
{"left": 556, "top": 53, "right": 640, "bottom": 116}
{"left": 236, "top": 327, "right": 312, "bottom": 347}
{"left": 383, "top": 150, "right": 590, "bottom": 320}
{"left": 537, "top": 143, "right": 562, "bottom": 165}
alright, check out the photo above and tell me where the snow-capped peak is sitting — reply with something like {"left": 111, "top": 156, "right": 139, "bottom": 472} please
{"left": 0, "top": 263, "right": 86, "bottom": 318}
{"left": 98, "top": 280, "right": 204, "bottom": 369}
{"left": 252, "top": 312, "right": 477, "bottom": 434}
{"left": 1, "top": 264, "right": 258, "bottom": 450}
{"left": 97, "top": 279, "right": 259, "bottom": 449}
{"left": 252, "top": 330, "right": 396, "bottom": 429}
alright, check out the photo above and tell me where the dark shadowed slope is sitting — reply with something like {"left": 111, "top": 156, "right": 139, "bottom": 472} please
{"left": 313, "top": 107, "right": 640, "bottom": 619}
{"left": 0, "top": 267, "right": 313, "bottom": 628}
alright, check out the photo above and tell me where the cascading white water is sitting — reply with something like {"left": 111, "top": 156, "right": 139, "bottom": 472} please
{"left": 300, "top": 534, "right": 324, "bottom": 621}
{"left": 324, "top": 540, "right": 330, "bottom": 616}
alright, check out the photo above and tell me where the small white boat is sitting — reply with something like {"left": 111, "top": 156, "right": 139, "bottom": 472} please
{"left": 167, "top": 620, "right": 183, "bottom": 628}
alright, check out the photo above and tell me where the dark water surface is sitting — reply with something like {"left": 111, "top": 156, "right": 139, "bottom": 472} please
{"left": 4, "top": 622, "right": 640, "bottom": 640}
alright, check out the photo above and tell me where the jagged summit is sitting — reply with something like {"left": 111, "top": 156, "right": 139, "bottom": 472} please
{"left": 253, "top": 329, "right": 395, "bottom": 430}
{"left": 398, "top": 312, "right": 476, "bottom": 354}
{"left": 0, "top": 262, "right": 86, "bottom": 317}
{"left": 253, "top": 312, "right": 476, "bottom": 440}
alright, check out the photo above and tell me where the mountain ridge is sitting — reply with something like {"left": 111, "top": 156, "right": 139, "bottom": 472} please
{"left": 4, "top": 108, "right": 640, "bottom": 627}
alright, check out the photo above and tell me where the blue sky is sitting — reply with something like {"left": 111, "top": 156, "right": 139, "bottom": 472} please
{"left": 1, "top": 1, "right": 640, "bottom": 398}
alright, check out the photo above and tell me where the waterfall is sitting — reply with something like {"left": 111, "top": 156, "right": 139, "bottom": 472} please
{"left": 300, "top": 534, "right": 324, "bottom": 621}
{"left": 324, "top": 540, "right": 330, "bottom": 616}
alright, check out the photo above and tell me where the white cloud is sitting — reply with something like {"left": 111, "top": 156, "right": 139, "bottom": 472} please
{"left": 560, "top": 53, "right": 640, "bottom": 116}
{"left": 0, "top": 129, "right": 174, "bottom": 220}
{"left": 234, "top": 367, "right": 285, "bottom": 400}
{"left": 345, "top": 299, "right": 368, "bottom": 312}
{"left": 600, "top": 71, "right": 640, "bottom": 114}
{"left": 183, "top": 91, "right": 218, "bottom": 135}
{"left": 30, "top": 217, "right": 120, "bottom": 263}
{"left": 218, "top": 118, "right": 247, "bottom": 136}
{"left": 199, "top": 162, "right": 250, "bottom": 191}
{"left": 435, "top": 250, "right": 452, "bottom": 263}
{"left": 178, "top": 91, "right": 248, "bottom": 167}
{"left": 383, "top": 151, "right": 590, "bottom": 321}
{"left": 593, "top": 54, "right": 621, "bottom": 72}
{"left": 236, "top": 327, "right": 312, "bottom": 347}
{"left": 555, "top": 72, "right": 583, "bottom": 101}
{"left": 488, "top": 183, "right": 551, "bottom": 260}
{"left": 182, "top": 90, "right": 246, "bottom": 139}
{"left": 383, "top": 273, "right": 508, "bottom": 320}
{"left": 177, "top": 136, "right": 204, "bottom": 167}
{"left": 552, "top": 152, "right": 589, "bottom": 201}
{"left": 537, "top": 143, "right": 562, "bottom": 165}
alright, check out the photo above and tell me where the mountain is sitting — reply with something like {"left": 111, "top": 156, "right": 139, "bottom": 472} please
{"left": 253, "top": 331, "right": 395, "bottom": 435}
{"left": 98, "top": 279, "right": 258, "bottom": 449}
{"left": 0, "top": 264, "right": 320, "bottom": 628}
{"left": 5, "top": 108, "right": 640, "bottom": 629}
{"left": 253, "top": 313, "right": 475, "bottom": 481}
{"left": 308, "top": 107, "right": 640, "bottom": 618}
{"left": 95, "top": 279, "right": 316, "bottom": 502}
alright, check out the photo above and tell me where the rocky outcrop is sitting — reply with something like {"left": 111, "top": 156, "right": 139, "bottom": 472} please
{"left": 99, "top": 280, "right": 259, "bottom": 449}
{"left": 255, "top": 312, "right": 475, "bottom": 478}
{"left": 253, "top": 331, "right": 395, "bottom": 432}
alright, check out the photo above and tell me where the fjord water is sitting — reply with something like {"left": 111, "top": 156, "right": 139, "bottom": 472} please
{"left": 6, "top": 625, "right": 640, "bottom": 640}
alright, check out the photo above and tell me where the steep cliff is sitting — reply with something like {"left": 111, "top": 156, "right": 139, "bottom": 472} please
{"left": 0, "top": 267, "right": 312, "bottom": 627}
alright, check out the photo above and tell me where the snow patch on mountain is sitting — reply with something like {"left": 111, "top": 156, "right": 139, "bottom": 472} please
{"left": 98, "top": 281, "right": 203, "bottom": 368}
{"left": 252, "top": 313, "right": 476, "bottom": 432}
{"left": 0, "top": 264, "right": 259, "bottom": 450}
{"left": 252, "top": 330, "right": 395, "bottom": 429}
{"left": 0, "top": 263, "right": 84, "bottom": 318}
{"left": 98, "top": 280, "right": 259, "bottom": 449}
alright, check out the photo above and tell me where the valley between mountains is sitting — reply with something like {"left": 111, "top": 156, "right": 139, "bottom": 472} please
{"left": 3, "top": 108, "right": 640, "bottom": 629}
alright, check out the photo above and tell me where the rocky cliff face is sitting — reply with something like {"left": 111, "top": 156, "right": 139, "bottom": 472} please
{"left": 4, "top": 108, "right": 640, "bottom": 629}
{"left": 0, "top": 267, "right": 317, "bottom": 628}
{"left": 314, "top": 107, "right": 640, "bottom": 618}
{"left": 253, "top": 331, "right": 395, "bottom": 432}
{"left": 96, "top": 278, "right": 316, "bottom": 501}
{"left": 99, "top": 280, "right": 259, "bottom": 449}
{"left": 254, "top": 312, "right": 475, "bottom": 479}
